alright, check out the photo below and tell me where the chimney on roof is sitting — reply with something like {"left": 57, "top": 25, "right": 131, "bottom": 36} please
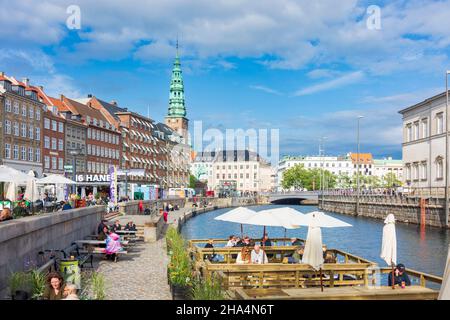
{"left": 22, "top": 78, "right": 29, "bottom": 86}
{"left": 87, "top": 94, "right": 92, "bottom": 98}
{"left": 60, "top": 94, "right": 65, "bottom": 101}
{"left": 111, "top": 100, "right": 117, "bottom": 106}
{"left": 38, "top": 86, "right": 44, "bottom": 90}
{"left": 0, "top": 72, "right": 4, "bottom": 76}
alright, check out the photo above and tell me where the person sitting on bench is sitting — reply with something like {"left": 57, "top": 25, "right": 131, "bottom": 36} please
{"left": 124, "top": 221, "right": 137, "bottom": 231}
{"left": 105, "top": 230, "right": 123, "bottom": 262}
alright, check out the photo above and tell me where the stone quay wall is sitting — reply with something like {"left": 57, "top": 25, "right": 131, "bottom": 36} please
{"left": 319, "top": 195, "right": 448, "bottom": 228}
{"left": 118, "top": 198, "right": 186, "bottom": 216}
{"left": 0, "top": 205, "right": 105, "bottom": 293}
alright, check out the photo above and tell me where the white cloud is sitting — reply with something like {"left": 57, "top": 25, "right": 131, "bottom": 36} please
{"left": 249, "top": 85, "right": 282, "bottom": 95}
{"left": 293, "top": 71, "right": 364, "bottom": 96}
{"left": 4, "top": 0, "right": 448, "bottom": 74}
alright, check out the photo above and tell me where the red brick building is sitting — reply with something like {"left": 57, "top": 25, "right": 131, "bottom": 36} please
{"left": 34, "top": 87, "right": 66, "bottom": 176}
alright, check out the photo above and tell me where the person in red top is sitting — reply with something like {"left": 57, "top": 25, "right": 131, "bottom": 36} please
{"left": 163, "top": 210, "right": 168, "bottom": 223}
{"left": 138, "top": 200, "right": 144, "bottom": 213}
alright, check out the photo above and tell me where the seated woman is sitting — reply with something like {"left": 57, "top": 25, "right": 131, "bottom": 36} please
{"left": 235, "top": 247, "right": 251, "bottom": 264}
{"left": 43, "top": 272, "right": 65, "bottom": 300}
{"left": 285, "top": 246, "right": 304, "bottom": 264}
{"left": 104, "top": 231, "right": 123, "bottom": 262}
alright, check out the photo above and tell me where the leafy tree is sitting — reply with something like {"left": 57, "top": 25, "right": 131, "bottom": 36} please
{"left": 381, "top": 172, "right": 402, "bottom": 188}
{"left": 188, "top": 174, "right": 197, "bottom": 189}
{"left": 282, "top": 164, "right": 337, "bottom": 191}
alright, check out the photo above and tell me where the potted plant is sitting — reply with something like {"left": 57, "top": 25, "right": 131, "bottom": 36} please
{"left": 191, "top": 274, "right": 225, "bottom": 300}
{"left": 9, "top": 271, "right": 31, "bottom": 300}
{"left": 30, "top": 270, "right": 46, "bottom": 300}
{"left": 167, "top": 229, "right": 193, "bottom": 300}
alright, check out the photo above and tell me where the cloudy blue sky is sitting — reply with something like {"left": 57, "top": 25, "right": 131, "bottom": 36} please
{"left": 1, "top": 0, "right": 450, "bottom": 159}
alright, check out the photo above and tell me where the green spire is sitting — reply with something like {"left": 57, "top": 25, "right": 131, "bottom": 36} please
{"left": 168, "top": 43, "right": 186, "bottom": 118}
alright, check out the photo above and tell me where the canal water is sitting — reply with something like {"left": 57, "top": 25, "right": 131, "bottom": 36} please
{"left": 181, "top": 204, "right": 450, "bottom": 279}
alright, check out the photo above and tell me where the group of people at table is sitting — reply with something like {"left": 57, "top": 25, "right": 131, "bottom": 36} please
{"left": 203, "top": 234, "right": 324, "bottom": 265}
{"left": 95, "top": 219, "right": 137, "bottom": 261}
{"left": 202, "top": 234, "right": 412, "bottom": 287}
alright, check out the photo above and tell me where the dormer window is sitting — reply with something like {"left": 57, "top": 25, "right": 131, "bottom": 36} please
{"left": 86, "top": 116, "right": 91, "bottom": 124}
{"left": 93, "top": 118, "right": 97, "bottom": 126}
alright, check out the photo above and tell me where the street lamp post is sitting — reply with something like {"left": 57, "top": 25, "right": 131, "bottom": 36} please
{"left": 356, "top": 116, "right": 364, "bottom": 216}
{"left": 445, "top": 71, "right": 450, "bottom": 227}
{"left": 69, "top": 148, "right": 82, "bottom": 195}
{"left": 319, "top": 137, "right": 327, "bottom": 208}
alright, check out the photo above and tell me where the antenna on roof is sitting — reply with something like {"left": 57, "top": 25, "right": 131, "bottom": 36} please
{"left": 148, "top": 105, "right": 150, "bottom": 119}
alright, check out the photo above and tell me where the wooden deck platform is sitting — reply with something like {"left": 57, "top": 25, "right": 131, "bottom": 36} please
{"left": 234, "top": 285, "right": 439, "bottom": 300}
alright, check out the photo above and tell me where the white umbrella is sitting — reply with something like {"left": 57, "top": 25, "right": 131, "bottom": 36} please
{"left": 0, "top": 165, "right": 33, "bottom": 183}
{"left": 243, "top": 207, "right": 306, "bottom": 229}
{"left": 214, "top": 207, "right": 256, "bottom": 224}
{"left": 302, "top": 225, "right": 324, "bottom": 270}
{"left": 5, "top": 182, "right": 17, "bottom": 201}
{"left": 299, "top": 211, "right": 352, "bottom": 228}
{"left": 24, "top": 170, "right": 39, "bottom": 202}
{"left": 439, "top": 244, "right": 450, "bottom": 300}
{"left": 302, "top": 224, "right": 325, "bottom": 291}
{"left": 37, "top": 174, "right": 76, "bottom": 185}
{"left": 298, "top": 211, "right": 351, "bottom": 292}
{"left": 214, "top": 207, "right": 256, "bottom": 237}
{"left": 380, "top": 213, "right": 397, "bottom": 289}
{"left": 56, "top": 184, "right": 66, "bottom": 202}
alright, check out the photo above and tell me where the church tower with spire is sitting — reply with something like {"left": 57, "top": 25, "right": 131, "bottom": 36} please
{"left": 165, "top": 41, "right": 189, "bottom": 142}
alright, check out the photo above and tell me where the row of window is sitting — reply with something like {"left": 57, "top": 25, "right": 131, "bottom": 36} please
{"left": 87, "top": 128, "right": 119, "bottom": 144}
{"left": 405, "top": 161, "right": 435, "bottom": 181}
{"left": 44, "top": 156, "right": 64, "bottom": 170}
{"left": 405, "top": 116, "right": 434, "bottom": 143}
{"left": 217, "top": 173, "right": 257, "bottom": 180}
{"left": 67, "top": 127, "right": 85, "bottom": 140}
{"left": 217, "top": 164, "right": 258, "bottom": 170}
{"left": 44, "top": 136, "right": 64, "bottom": 151}
{"left": 87, "top": 144, "right": 120, "bottom": 159}
{"left": 44, "top": 118, "right": 64, "bottom": 133}
{"left": 86, "top": 116, "right": 115, "bottom": 131}
{"left": 4, "top": 99, "right": 41, "bottom": 120}
{"left": 4, "top": 120, "right": 40, "bottom": 140}
{"left": 87, "top": 161, "right": 113, "bottom": 174}
{"left": 4, "top": 144, "right": 40, "bottom": 162}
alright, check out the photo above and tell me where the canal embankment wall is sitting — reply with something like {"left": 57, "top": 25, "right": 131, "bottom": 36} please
{"left": 0, "top": 205, "right": 105, "bottom": 294}
{"left": 319, "top": 195, "right": 447, "bottom": 228}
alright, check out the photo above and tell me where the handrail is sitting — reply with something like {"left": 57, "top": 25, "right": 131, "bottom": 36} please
{"left": 379, "top": 267, "right": 442, "bottom": 287}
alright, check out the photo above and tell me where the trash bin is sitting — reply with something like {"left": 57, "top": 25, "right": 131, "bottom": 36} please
{"left": 60, "top": 258, "right": 81, "bottom": 289}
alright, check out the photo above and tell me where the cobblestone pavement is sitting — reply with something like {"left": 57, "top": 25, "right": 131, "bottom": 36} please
{"left": 96, "top": 208, "right": 192, "bottom": 300}
{"left": 96, "top": 239, "right": 172, "bottom": 300}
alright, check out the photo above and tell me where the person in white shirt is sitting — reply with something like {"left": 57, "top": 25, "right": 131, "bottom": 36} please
{"left": 251, "top": 244, "right": 268, "bottom": 264}
{"left": 226, "top": 235, "right": 236, "bottom": 247}
{"left": 62, "top": 284, "right": 80, "bottom": 300}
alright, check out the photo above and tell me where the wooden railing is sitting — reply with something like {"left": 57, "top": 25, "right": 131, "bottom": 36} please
{"left": 204, "top": 261, "right": 373, "bottom": 289}
{"left": 379, "top": 268, "right": 442, "bottom": 288}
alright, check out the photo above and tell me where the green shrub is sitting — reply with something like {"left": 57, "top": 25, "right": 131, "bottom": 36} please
{"left": 191, "top": 274, "right": 225, "bottom": 300}
{"left": 167, "top": 228, "right": 193, "bottom": 287}
{"left": 91, "top": 272, "right": 106, "bottom": 300}
{"left": 9, "top": 271, "right": 31, "bottom": 296}
{"left": 30, "top": 270, "right": 46, "bottom": 299}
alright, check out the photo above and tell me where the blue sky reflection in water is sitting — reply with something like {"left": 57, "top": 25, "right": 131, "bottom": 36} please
{"left": 181, "top": 205, "right": 450, "bottom": 278}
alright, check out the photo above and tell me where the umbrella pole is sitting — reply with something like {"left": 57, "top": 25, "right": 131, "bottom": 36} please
{"left": 284, "top": 228, "right": 286, "bottom": 246}
{"left": 391, "top": 262, "right": 395, "bottom": 289}
{"left": 263, "top": 226, "right": 266, "bottom": 264}
{"left": 240, "top": 224, "right": 243, "bottom": 239}
{"left": 320, "top": 268, "right": 324, "bottom": 292}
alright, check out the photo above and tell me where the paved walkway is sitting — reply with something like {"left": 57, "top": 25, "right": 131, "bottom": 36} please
{"left": 96, "top": 208, "right": 192, "bottom": 300}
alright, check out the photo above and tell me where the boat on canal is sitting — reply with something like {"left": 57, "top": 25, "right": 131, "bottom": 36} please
{"left": 188, "top": 238, "right": 443, "bottom": 300}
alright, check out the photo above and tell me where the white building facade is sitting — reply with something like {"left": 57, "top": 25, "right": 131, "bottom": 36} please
{"left": 399, "top": 91, "right": 448, "bottom": 190}
{"left": 191, "top": 150, "right": 276, "bottom": 194}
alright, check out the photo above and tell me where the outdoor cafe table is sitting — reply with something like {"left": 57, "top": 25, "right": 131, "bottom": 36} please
{"left": 75, "top": 240, "right": 129, "bottom": 246}
{"left": 115, "top": 230, "right": 137, "bottom": 234}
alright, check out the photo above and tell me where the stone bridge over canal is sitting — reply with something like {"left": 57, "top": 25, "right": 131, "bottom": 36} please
{"left": 262, "top": 191, "right": 319, "bottom": 205}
